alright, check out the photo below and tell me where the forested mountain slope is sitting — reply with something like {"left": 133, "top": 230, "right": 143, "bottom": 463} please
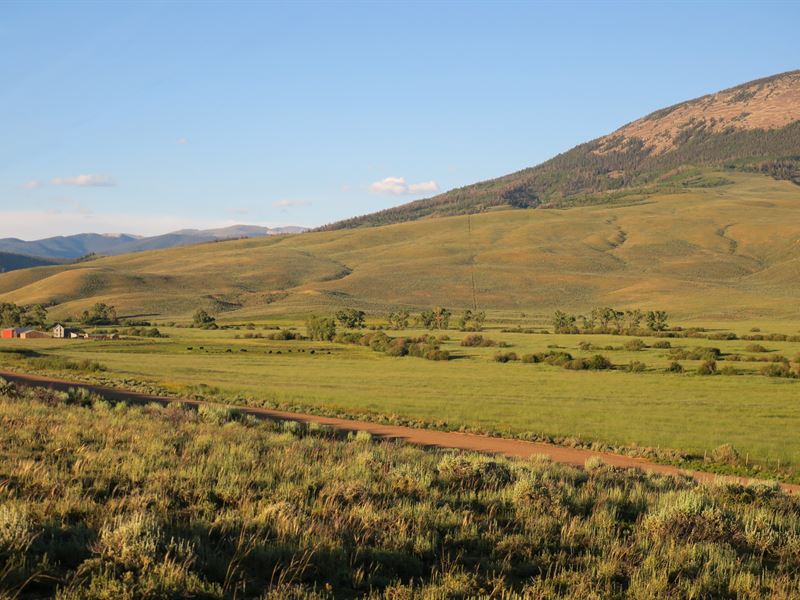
{"left": 324, "top": 70, "right": 800, "bottom": 230}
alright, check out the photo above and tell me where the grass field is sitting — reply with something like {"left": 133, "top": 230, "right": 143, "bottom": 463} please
{"left": 1, "top": 171, "right": 799, "bottom": 321}
{"left": 3, "top": 385, "right": 800, "bottom": 599}
{"left": 2, "top": 318, "right": 798, "bottom": 479}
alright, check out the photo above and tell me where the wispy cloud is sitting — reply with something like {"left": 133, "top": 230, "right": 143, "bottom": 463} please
{"left": 369, "top": 176, "right": 439, "bottom": 196}
{"left": 20, "top": 180, "right": 42, "bottom": 190}
{"left": 273, "top": 199, "right": 311, "bottom": 208}
{"left": 52, "top": 174, "right": 116, "bottom": 187}
{"left": 177, "top": 137, "right": 189, "bottom": 145}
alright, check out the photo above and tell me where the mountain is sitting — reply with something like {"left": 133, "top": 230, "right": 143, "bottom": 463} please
{"left": 0, "top": 252, "right": 62, "bottom": 273}
{"left": 0, "top": 234, "right": 142, "bottom": 261}
{"left": 0, "top": 225, "right": 307, "bottom": 261}
{"left": 324, "top": 70, "right": 800, "bottom": 230}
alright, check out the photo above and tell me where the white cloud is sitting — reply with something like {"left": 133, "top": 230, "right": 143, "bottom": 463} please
{"left": 369, "top": 176, "right": 439, "bottom": 196}
{"left": 52, "top": 174, "right": 116, "bottom": 187}
{"left": 272, "top": 199, "right": 311, "bottom": 208}
{"left": 177, "top": 137, "right": 189, "bottom": 145}
{"left": 20, "top": 180, "right": 42, "bottom": 190}
{"left": 408, "top": 180, "right": 440, "bottom": 194}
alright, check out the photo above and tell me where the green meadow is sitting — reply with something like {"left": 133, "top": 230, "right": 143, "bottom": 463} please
{"left": 1, "top": 171, "right": 799, "bottom": 481}
{"left": 2, "top": 317, "right": 799, "bottom": 475}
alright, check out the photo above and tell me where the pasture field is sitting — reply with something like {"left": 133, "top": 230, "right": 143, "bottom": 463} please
{"left": 2, "top": 385, "right": 800, "bottom": 599}
{"left": 2, "top": 317, "right": 799, "bottom": 481}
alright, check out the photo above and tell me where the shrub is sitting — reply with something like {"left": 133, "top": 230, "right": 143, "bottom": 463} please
{"left": 198, "top": 404, "right": 236, "bottom": 425}
{"left": 493, "top": 351, "right": 518, "bottom": 363}
{"left": 697, "top": 360, "right": 717, "bottom": 375}
{"left": 564, "top": 354, "right": 613, "bottom": 371}
{"left": 587, "top": 354, "right": 613, "bottom": 370}
{"left": 354, "top": 430, "right": 373, "bottom": 443}
{"left": 384, "top": 340, "right": 409, "bottom": 357}
{"left": 761, "top": 363, "right": 796, "bottom": 378}
{"left": 666, "top": 361, "right": 684, "bottom": 373}
{"left": 711, "top": 444, "right": 740, "bottom": 465}
{"left": 0, "top": 504, "right": 34, "bottom": 553}
{"left": 719, "top": 365, "right": 739, "bottom": 376}
{"left": 424, "top": 349, "right": 451, "bottom": 361}
{"left": 670, "top": 347, "right": 722, "bottom": 361}
{"left": 746, "top": 343, "right": 769, "bottom": 353}
{"left": 98, "top": 512, "right": 162, "bottom": 570}
{"left": 585, "top": 456, "right": 605, "bottom": 471}
{"left": 652, "top": 340, "right": 672, "bottom": 349}
{"left": 437, "top": 455, "right": 512, "bottom": 492}
{"left": 460, "top": 334, "right": 496, "bottom": 347}
{"left": 124, "top": 326, "right": 165, "bottom": 338}
{"left": 624, "top": 339, "right": 646, "bottom": 351}
{"left": 266, "top": 329, "right": 303, "bottom": 340}
{"left": 627, "top": 361, "right": 647, "bottom": 373}
{"left": 708, "top": 332, "right": 737, "bottom": 340}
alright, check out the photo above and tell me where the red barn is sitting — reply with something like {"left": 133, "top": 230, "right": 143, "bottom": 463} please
{"left": 1, "top": 327, "right": 31, "bottom": 339}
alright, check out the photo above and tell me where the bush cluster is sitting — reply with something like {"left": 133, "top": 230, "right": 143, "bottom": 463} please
{"left": 460, "top": 334, "right": 497, "bottom": 347}
{"left": 564, "top": 354, "right": 614, "bottom": 371}
{"left": 336, "top": 331, "right": 451, "bottom": 361}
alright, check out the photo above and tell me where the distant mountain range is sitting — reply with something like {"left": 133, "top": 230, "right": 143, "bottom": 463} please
{"left": 324, "top": 70, "right": 800, "bottom": 229}
{"left": 0, "top": 225, "right": 306, "bottom": 266}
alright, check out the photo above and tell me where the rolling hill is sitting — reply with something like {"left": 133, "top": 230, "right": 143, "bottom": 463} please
{"left": 0, "top": 225, "right": 306, "bottom": 261}
{"left": 1, "top": 171, "right": 799, "bottom": 321}
{"left": 324, "top": 70, "right": 800, "bottom": 230}
{"left": 2, "top": 71, "right": 799, "bottom": 321}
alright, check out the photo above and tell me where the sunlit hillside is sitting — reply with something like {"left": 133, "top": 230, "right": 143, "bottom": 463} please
{"left": 1, "top": 171, "right": 798, "bottom": 321}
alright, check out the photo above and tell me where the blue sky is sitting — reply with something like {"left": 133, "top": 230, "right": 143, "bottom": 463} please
{"left": 1, "top": 1, "right": 798, "bottom": 239}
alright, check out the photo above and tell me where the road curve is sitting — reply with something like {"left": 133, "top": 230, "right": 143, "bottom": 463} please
{"left": 2, "top": 369, "right": 797, "bottom": 494}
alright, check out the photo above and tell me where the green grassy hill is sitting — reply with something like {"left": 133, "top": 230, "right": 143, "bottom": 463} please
{"left": 323, "top": 70, "right": 800, "bottom": 229}
{"left": 1, "top": 171, "right": 799, "bottom": 320}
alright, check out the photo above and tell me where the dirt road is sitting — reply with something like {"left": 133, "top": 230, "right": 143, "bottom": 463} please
{"left": 2, "top": 369, "right": 797, "bottom": 494}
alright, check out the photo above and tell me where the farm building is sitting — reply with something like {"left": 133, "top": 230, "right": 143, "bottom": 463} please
{"left": 19, "top": 330, "right": 51, "bottom": 339}
{"left": 52, "top": 324, "right": 76, "bottom": 338}
{"left": 1, "top": 327, "right": 32, "bottom": 339}
{"left": 87, "top": 333, "right": 119, "bottom": 341}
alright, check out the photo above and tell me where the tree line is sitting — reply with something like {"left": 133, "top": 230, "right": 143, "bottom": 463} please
{"left": 0, "top": 302, "right": 47, "bottom": 328}
{"left": 553, "top": 307, "right": 669, "bottom": 334}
